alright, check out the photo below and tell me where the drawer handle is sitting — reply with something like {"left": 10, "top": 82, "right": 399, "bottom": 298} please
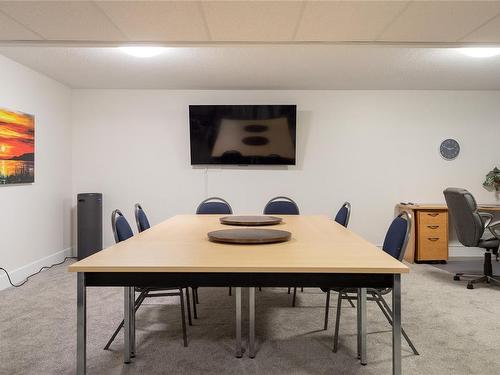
{"left": 427, "top": 213, "right": 439, "bottom": 217}
{"left": 428, "top": 237, "right": 440, "bottom": 241}
{"left": 427, "top": 225, "right": 439, "bottom": 229}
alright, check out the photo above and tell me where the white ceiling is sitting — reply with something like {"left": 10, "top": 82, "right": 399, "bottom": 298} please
{"left": 1, "top": 1, "right": 500, "bottom": 90}
{"left": 1, "top": 45, "right": 500, "bottom": 89}
{"left": 1, "top": 1, "right": 500, "bottom": 44}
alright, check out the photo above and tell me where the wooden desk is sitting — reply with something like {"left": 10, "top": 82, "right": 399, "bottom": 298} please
{"left": 397, "top": 203, "right": 500, "bottom": 263}
{"left": 69, "top": 215, "right": 408, "bottom": 375}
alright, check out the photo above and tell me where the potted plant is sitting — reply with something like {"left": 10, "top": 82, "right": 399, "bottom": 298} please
{"left": 483, "top": 167, "right": 500, "bottom": 191}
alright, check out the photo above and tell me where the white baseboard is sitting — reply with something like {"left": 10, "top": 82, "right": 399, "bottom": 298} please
{"left": 0, "top": 247, "right": 74, "bottom": 291}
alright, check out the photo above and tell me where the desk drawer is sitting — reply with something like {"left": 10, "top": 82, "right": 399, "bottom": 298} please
{"left": 417, "top": 236, "right": 448, "bottom": 261}
{"left": 416, "top": 210, "right": 448, "bottom": 261}
{"left": 419, "top": 224, "right": 446, "bottom": 238}
{"left": 418, "top": 211, "right": 447, "bottom": 225}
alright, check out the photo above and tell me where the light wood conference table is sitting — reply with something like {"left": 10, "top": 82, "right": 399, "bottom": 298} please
{"left": 69, "top": 214, "right": 409, "bottom": 375}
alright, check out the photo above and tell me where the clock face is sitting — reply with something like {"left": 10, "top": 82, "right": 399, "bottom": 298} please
{"left": 440, "top": 139, "right": 460, "bottom": 160}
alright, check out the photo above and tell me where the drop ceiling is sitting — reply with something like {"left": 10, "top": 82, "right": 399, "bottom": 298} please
{"left": 1, "top": 1, "right": 500, "bottom": 44}
{"left": 1, "top": 1, "right": 500, "bottom": 90}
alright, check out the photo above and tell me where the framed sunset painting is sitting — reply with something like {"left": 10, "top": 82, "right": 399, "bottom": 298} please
{"left": 0, "top": 108, "right": 35, "bottom": 184}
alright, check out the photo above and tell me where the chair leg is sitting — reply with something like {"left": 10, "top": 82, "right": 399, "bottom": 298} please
{"left": 333, "top": 292, "right": 342, "bottom": 353}
{"left": 467, "top": 275, "right": 489, "bottom": 289}
{"left": 179, "top": 289, "right": 188, "bottom": 347}
{"left": 324, "top": 290, "right": 331, "bottom": 330}
{"left": 229, "top": 287, "right": 232, "bottom": 296}
{"left": 287, "top": 287, "right": 291, "bottom": 294}
{"left": 343, "top": 292, "right": 355, "bottom": 308}
{"left": 192, "top": 288, "right": 198, "bottom": 319}
{"left": 488, "top": 276, "right": 500, "bottom": 285}
{"left": 194, "top": 287, "right": 200, "bottom": 304}
{"left": 259, "top": 287, "right": 262, "bottom": 292}
{"left": 104, "top": 291, "right": 147, "bottom": 350}
{"left": 185, "top": 288, "right": 193, "bottom": 326}
{"left": 375, "top": 292, "right": 419, "bottom": 355}
{"left": 292, "top": 287, "right": 297, "bottom": 307}
{"left": 301, "top": 287, "right": 304, "bottom": 292}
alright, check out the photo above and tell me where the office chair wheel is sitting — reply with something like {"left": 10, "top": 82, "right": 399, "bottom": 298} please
{"left": 467, "top": 283, "right": 474, "bottom": 289}
{"left": 453, "top": 275, "right": 460, "bottom": 281}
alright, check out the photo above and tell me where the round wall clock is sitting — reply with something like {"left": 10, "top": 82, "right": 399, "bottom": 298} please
{"left": 440, "top": 139, "right": 460, "bottom": 160}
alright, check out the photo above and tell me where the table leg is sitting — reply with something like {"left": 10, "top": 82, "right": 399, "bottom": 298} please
{"left": 357, "top": 290, "right": 360, "bottom": 358}
{"left": 77, "top": 273, "right": 86, "bottom": 375}
{"left": 358, "top": 288, "right": 367, "bottom": 365}
{"left": 235, "top": 287, "right": 242, "bottom": 358}
{"left": 393, "top": 275, "right": 402, "bottom": 375}
{"left": 124, "top": 287, "right": 131, "bottom": 364}
{"left": 249, "top": 287, "right": 255, "bottom": 358}
{"left": 130, "top": 288, "right": 136, "bottom": 358}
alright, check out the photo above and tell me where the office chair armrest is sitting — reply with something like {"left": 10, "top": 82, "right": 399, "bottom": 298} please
{"left": 479, "top": 212, "right": 494, "bottom": 228}
{"left": 487, "top": 220, "right": 500, "bottom": 240}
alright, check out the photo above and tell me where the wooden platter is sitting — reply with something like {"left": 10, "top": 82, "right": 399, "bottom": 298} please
{"left": 208, "top": 228, "right": 291, "bottom": 244}
{"left": 220, "top": 215, "right": 282, "bottom": 226}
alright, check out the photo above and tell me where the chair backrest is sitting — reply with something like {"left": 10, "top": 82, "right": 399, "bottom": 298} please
{"left": 196, "top": 197, "right": 233, "bottom": 214}
{"left": 382, "top": 211, "right": 412, "bottom": 261}
{"left": 111, "top": 209, "right": 134, "bottom": 243}
{"left": 443, "top": 187, "right": 484, "bottom": 247}
{"left": 263, "top": 196, "right": 300, "bottom": 215}
{"left": 134, "top": 203, "right": 151, "bottom": 233}
{"left": 334, "top": 202, "right": 351, "bottom": 227}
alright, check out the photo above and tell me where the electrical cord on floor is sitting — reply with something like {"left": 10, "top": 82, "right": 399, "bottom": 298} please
{"left": 0, "top": 256, "right": 77, "bottom": 288}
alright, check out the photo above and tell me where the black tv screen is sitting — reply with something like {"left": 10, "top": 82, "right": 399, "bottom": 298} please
{"left": 189, "top": 105, "right": 296, "bottom": 165}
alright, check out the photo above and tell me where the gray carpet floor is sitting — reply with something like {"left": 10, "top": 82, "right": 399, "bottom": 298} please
{"left": 0, "top": 260, "right": 499, "bottom": 375}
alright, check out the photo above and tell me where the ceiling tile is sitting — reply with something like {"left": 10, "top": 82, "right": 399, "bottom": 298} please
{"left": 462, "top": 14, "right": 500, "bottom": 42}
{"left": 96, "top": 1, "right": 209, "bottom": 42}
{"left": 379, "top": 1, "right": 500, "bottom": 42}
{"left": 0, "top": 10, "right": 42, "bottom": 41}
{"left": 0, "top": 1, "right": 126, "bottom": 41}
{"left": 202, "top": 1, "right": 303, "bottom": 41}
{"left": 296, "top": 1, "right": 408, "bottom": 41}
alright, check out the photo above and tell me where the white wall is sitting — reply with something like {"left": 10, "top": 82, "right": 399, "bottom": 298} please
{"left": 71, "top": 90, "right": 500, "bottom": 250}
{"left": 0, "top": 55, "right": 72, "bottom": 289}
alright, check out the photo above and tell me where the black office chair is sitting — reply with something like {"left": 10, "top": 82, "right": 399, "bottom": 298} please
{"left": 104, "top": 209, "right": 189, "bottom": 350}
{"left": 443, "top": 188, "right": 500, "bottom": 289}
{"left": 196, "top": 197, "right": 233, "bottom": 296}
{"left": 196, "top": 197, "right": 233, "bottom": 214}
{"left": 263, "top": 196, "right": 300, "bottom": 215}
{"left": 328, "top": 212, "right": 419, "bottom": 357}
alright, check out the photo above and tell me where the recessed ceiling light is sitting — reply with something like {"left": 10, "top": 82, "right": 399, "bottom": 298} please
{"left": 459, "top": 48, "right": 500, "bottom": 58}
{"left": 119, "top": 46, "right": 165, "bottom": 58}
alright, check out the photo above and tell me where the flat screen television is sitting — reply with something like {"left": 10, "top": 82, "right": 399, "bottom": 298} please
{"left": 189, "top": 105, "right": 296, "bottom": 165}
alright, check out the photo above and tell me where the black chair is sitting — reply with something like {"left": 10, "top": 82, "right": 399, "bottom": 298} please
{"left": 196, "top": 197, "right": 233, "bottom": 296}
{"left": 263, "top": 196, "right": 300, "bottom": 215}
{"left": 334, "top": 202, "right": 351, "bottom": 227}
{"left": 104, "top": 209, "right": 188, "bottom": 350}
{"left": 263, "top": 196, "right": 300, "bottom": 300}
{"left": 134, "top": 203, "right": 151, "bottom": 233}
{"left": 135, "top": 203, "right": 198, "bottom": 322}
{"left": 443, "top": 188, "right": 500, "bottom": 289}
{"left": 196, "top": 197, "right": 233, "bottom": 214}
{"left": 319, "top": 203, "right": 355, "bottom": 313}
{"left": 328, "top": 212, "right": 419, "bottom": 357}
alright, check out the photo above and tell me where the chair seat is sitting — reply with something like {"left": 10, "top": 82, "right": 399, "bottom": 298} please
{"left": 478, "top": 238, "right": 500, "bottom": 250}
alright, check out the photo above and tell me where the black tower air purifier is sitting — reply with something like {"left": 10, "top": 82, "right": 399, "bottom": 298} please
{"left": 77, "top": 193, "right": 103, "bottom": 260}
